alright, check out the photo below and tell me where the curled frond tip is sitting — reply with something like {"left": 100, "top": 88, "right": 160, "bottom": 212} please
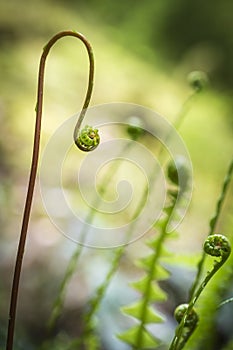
{"left": 75, "top": 125, "right": 100, "bottom": 152}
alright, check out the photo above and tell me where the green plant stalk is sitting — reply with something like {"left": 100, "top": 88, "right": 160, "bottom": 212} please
{"left": 6, "top": 30, "right": 94, "bottom": 350}
{"left": 169, "top": 250, "right": 230, "bottom": 350}
{"left": 134, "top": 204, "right": 175, "bottom": 350}
{"left": 170, "top": 233, "right": 232, "bottom": 350}
{"left": 173, "top": 90, "right": 198, "bottom": 131}
{"left": 175, "top": 326, "right": 198, "bottom": 350}
{"left": 189, "top": 158, "right": 233, "bottom": 299}
{"left": 169, "top": 157, "right": 233, "bottom": 350}
{"left": 186, "top": 236, "right": 233, "bottom": 350}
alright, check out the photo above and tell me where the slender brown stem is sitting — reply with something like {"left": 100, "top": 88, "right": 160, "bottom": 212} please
{"left": 6, "top": 30, "right": 94, "bottom": 350}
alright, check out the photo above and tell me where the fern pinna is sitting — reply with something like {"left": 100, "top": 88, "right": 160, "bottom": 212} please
{"left": 118, "top": 157, "right": 190, "bottom": 349}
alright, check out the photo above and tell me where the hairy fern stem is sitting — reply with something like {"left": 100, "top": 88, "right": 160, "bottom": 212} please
{"left": 6, "top": 30, "right": 95, "bottom": 350}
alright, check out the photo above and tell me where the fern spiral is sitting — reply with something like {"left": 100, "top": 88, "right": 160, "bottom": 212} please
{"left": 75, "top": 125, "right": 100, "bottom": 152}
{"left": 174, "top": 303, "right": 198, "bottom": 330}
{"left": 204, "top": 234, "right": 231, "bottom": 260}
{"left": 170, "top": 234, "right": 231, "bottom": 350}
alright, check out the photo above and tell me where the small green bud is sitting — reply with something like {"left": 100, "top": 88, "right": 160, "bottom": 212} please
{"left": 76, "top": 125, "right": 100, "bottom": 152}
{"left": 204, "top": 234, "right": 231, "bottom": 258}
{"left": 174, "top": 303, "right": 198, "bottom": 329}
{"left": 188, "top": 71, "right": 209, "bottom": 91}
{"left": 126, "top": 116, "right": 144, "bottom": 140}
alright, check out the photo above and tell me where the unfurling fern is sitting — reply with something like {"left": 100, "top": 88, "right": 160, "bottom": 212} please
{"left": 117, "top": 157, "right": 190, "bottom": 349}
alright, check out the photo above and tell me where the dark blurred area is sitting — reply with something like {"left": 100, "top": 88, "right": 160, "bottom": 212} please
{"left": 59, "top": 0, "right": 233, "bottom": 90}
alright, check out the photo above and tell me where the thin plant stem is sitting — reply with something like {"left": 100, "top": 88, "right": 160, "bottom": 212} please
{"left": 189, "top": 158, "right": 233, "bottom": 299}
{"left": 218, "top": 297, "right": 233, "bottom": 308}
{"left": 6, "top": 30, "right": 94, "bottom": 350}
{"left": 173, "top": 90, "right": 198, "bottom": 130}
{"left": 169, "top": 243, "right": 230, "bottom": 350}
{"left": 169, "top": 159, "right": 233, "bottom": 350}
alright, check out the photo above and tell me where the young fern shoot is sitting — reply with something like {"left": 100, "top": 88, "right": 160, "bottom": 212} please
{"left": 170, "top": 234, "right": 231, "bottom": 350}
{"left": 189, "top": 158, "right": 233, "bottom": 299}
{"left": 174, "top": 303, "right": 199, "bottom": 350}
{"left": 170, "top": 158, "right": 233, "bottom": 350}
{"left": 6, "top": 30, "right": 98, "bottom": 350}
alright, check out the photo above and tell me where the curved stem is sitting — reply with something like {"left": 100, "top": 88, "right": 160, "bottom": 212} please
{"left": 169, "top": 255, "right": 228, "bottom": 350}
{"left": 189, "top": 158, "right": 233, "bottom": 299}
{"left": 6, "top": 30, "right": 94, "bottom": 350}
{"left": 170, "top": 233, "right": 231, "bottom": 350}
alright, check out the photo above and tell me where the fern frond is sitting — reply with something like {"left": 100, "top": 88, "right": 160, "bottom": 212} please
{"left": 121, "top": 300, "right": 165, "bottom": 324}
{"left": 130, "top": 275, "right": 167, "bottom": 302}
{"left": 118, "top": 325, "right": 161, "bottom": 348}
{"left": 118, "top": 190, "right": 179, "bottom": 349}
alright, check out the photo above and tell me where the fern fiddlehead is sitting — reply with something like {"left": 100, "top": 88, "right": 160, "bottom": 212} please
{"left": 174, "top": 304, "right": 198, "bottom": 330}
{"left": 169, "top": 157, "right": 233, "bottom": 350}
{"left": 189, "top": 158, "right": 233, "bottom": 299}
{"left": 75, "top": 125, "right": 100, "bottom": 151}
{"left": 173, "top": 303, "right": 199, "bottom": 350}
{"left": 204, "top": 234, "right": 231, "bottom": 260}
{"left": 6, "top": 30, "right": 96, "bottom": 350}
{"left": 170, "top": 234, "right": 231, "bottom": 350}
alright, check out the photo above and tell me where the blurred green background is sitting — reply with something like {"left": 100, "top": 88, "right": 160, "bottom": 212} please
{"left": 0, "top": 0, "right": 233, "bottom": 349}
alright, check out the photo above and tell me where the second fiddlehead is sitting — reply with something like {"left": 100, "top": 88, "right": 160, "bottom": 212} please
{"left": 173, "top": 303, "right": 199, "bottom": 350}
{"left": 170, "top": 233, "right": 231, "bottom": 350}
{"left": 189, "top": 158, "right": 233, "bottom": 299}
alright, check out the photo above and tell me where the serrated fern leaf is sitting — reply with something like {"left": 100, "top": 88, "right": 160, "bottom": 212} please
{"left": 117, "top": 325, "right": 161, "bottom": 348}
{"left": 130, "top": 276, "right": 167, "bottom": 302}
{"left": 121, "top": 300, "right": 164, "bottom": 324}
{"left": 118, "top": 191, "right": 179, "bottom": 349}
{"left": 136, "top": 257, "right": 170, "bottom": 280}
{"left": 146, "top": 237, "right": 172, "bottom": 257}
